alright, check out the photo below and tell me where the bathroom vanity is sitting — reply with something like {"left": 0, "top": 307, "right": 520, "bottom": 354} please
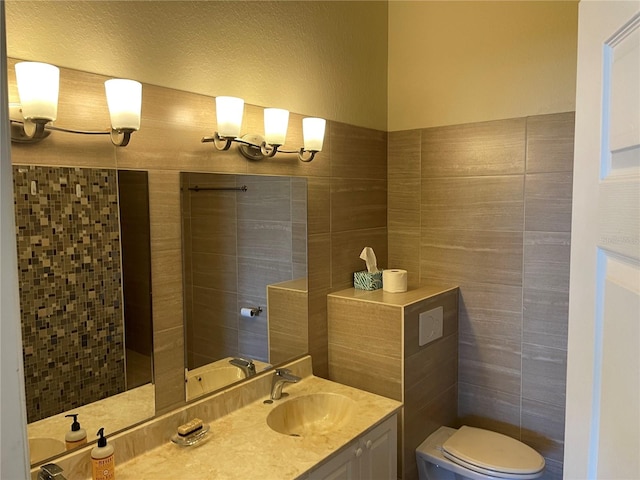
{"left": 304, "top": 415, "right": 397, "bottom": 480}
{"left": 30, "top": 355, "right": 401, "bottom": 480}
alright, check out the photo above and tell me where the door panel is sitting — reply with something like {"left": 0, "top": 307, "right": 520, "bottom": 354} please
{"left": 565, "top": 2, "right": 640, "bottom": 479}
{"left": 597, "top": 254, "right": 639, "bottom": 478}
{"left": 596, "top": 13, "right": 640, "bottom": 479}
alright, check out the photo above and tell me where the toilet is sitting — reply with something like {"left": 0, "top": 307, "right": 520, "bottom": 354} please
{"left": 416, "top": 425, "right": 545, "bottom": 480}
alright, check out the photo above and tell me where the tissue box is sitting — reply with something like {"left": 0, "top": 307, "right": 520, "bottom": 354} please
{"left": 354, "top": 270, "right": 383, "bottom": 291}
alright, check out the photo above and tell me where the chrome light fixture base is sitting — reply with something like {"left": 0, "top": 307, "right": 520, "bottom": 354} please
{"left": 110, "top": 129, "right": 135, "bottom": 147}
{"left": 297, "top": 149, "right": 317, "bottom": 162}
{"left": 238, "top": 133, "right": 267, "bottom": 160}
{"left": 10, "top": 120, "right": 51, "bottom": 143}
{"left": 201, "top": 131, "right": 234, "bottom": 151}
{"left": 202, "top": 132, "right": 319, "bottom": 162}
{"left": 10, "top": 119, "right": 134, "bottom": 147}
{"left": 201, "top": 133, "right": 274, "bottom": 161}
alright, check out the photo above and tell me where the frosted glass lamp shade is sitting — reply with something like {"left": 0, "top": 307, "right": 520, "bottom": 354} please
{"left": 216, "top": 96, "right": 244, "bottom": 138}
{"left": 302, "top": 117, "right": 326, "bottom": 151}
{"left": 264, "top": 108, "right": 289, "bottom": 145}
{"left": 105, "top": 79, "right": 142, "bottom": 131}
{"left": 15, "top": 62, "right": 59, "bottom": 121}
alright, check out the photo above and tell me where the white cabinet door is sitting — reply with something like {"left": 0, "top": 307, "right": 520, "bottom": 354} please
{"left": 308, "top": 440, "right": 360, "bottom": 480}
{"left": 307, "top": 414, "right": 398, "bottom": 480}
{"left": 359, "top": 415, "right": 398, "bottom": 480}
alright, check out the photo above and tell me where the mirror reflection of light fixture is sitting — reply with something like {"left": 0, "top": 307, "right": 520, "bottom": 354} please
{"left": 202, "top": 96, "right": 326, "bottom": 163}
{"left": 10, "top": 62, "right": 142, "bottom": 147}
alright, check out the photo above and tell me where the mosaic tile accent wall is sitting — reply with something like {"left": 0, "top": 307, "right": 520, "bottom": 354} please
{"left": 13, "top": 165, "right": 125, "bottom": 423}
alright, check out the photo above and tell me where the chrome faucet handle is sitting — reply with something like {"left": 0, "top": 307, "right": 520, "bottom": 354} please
{"left": 271, "top": 368, "right": 301, "bottom": 400}
{"left": 38, "top": 463, "right": 66, "bottom": 480}
{"left": 275, "top": 368, "right": 300, "bottom": 380}
{"left": 229, "top": 357, "right": 256, "bottom": 377}
{"left": 245, "top": 358, "right": 256, "bottom": 375}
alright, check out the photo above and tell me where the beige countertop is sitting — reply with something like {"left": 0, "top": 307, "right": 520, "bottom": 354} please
{"left": 30, "top": 356, "right": 401, "bottom": 480}
{"left": 28, "top": 383, "right": 154, "bottom": 464}
{"left": 329, "top": 284, "right": 458, "bottom": 307}
{"left": 269, "top": 277, "right": 308, "bottom": 292}
{"left": 113, "top": 375, "right": 401, "bottom": 479}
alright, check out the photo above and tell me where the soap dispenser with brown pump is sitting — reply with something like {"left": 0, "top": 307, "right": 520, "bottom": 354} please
{"left": 91, "top": 428, "right": 115, "bottom": 480}
{"left": 64, "top": 413, "right": 87, "bottom": 450}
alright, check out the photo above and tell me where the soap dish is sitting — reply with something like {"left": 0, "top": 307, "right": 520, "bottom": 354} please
{"left": 171, "top": 424, "right": 210, "bottom": 446}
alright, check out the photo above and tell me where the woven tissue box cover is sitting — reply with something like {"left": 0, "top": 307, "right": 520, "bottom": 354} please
{"left": 353, "top": 270, "right": 383, "bottom": 290}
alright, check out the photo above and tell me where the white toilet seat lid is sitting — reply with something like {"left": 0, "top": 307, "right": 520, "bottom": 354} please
{"left": 442, "top": 426, "right": 545, "bottom": 476}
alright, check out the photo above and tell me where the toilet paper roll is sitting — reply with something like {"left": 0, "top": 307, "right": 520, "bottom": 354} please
{"left": 240, "top": 307, "right": 259, "bottom": 318}
{"left": 382, "top": 269, "right": 408, "bottom": 293}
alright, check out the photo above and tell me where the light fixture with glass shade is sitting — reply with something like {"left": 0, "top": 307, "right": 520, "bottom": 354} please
{"left": 10, "top": 61, "right": 142, "bottom": 147}
{"left": 202, "top": 96, "right": 326, "bottom": 162}
{"left": 13, "top": 62, "right": 60, "bottom": 141}
{"left": 104, "top": 78, "right": 143, "bottom": 147}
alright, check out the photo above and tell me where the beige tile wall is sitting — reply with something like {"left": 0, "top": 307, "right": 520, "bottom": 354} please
{"left": 267, "top": 280, "right": 309, "bottom": 365}
{"left": 327, "top": 286, "right": 459, "bottom": 480}
{"left": 403, "top": 290, "right": 458, "bottom": 480}
{"left": 388, "top": 112, "right": 574, "bottom": 480}
{"left": 7, "top": 59, "right": 388, "bottom": 415}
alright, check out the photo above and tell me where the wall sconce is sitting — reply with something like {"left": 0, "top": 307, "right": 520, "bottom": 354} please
{"left": 201, "top": 96, "right": 326, "bottom": 162}
{"left": 10, "top": 62, "right": 142, "bottom": 147}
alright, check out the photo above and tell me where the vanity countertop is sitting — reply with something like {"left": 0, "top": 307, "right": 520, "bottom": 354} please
{"left": 329, "top": 284, "right": 458, "bottom": 307}
{"left": 113, "top": 375, "right": 401, "bottom": 479}
{"left": 28, "top": 383, "right": 154, "bottom": 449}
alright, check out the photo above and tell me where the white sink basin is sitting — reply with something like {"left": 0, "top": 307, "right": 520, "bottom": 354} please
{"left": 267, "top": 393, "right": 355, "bottom": 437}
{"left": 29, "top": 437, "right": 65, "bottom": 464}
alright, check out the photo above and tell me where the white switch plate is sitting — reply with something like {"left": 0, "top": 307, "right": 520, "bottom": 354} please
{"left": 419, "top": 306, "right": 443, "bottom": 347}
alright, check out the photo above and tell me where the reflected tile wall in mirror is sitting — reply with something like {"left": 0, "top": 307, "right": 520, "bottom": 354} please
{"left": 181, "top": 173, "right": 307, "bottom": 370}
{"left": 118, "top": 170, "right": 154, "bottom": 388}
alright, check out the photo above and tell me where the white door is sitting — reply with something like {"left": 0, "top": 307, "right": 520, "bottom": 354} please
{"left": 565, "top": 1, "right": 640, "bottom": 479}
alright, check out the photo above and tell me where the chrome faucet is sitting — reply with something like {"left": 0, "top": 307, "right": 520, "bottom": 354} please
{"left": 270, "top": 368, "right": 301, "bottom": 400}
{"left": 229, "top": 357, "right": 256, "bottom": 378}
{"left": 38, "top": 463, "right": 67, "bottom": 480}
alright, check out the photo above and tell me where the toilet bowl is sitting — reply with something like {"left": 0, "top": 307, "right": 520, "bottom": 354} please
{"left": 416, "top": 426, "right": 545, "bottom": 480}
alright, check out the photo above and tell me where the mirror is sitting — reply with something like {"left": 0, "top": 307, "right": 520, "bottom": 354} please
{"left": 181, "top": 173, "right": 308, "bottom": 401}
{"left": 6, "top": 56, "right": 317, "bottom": 467}
{"left": 12, "top": 166, "right": 155, "bottom": 465}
